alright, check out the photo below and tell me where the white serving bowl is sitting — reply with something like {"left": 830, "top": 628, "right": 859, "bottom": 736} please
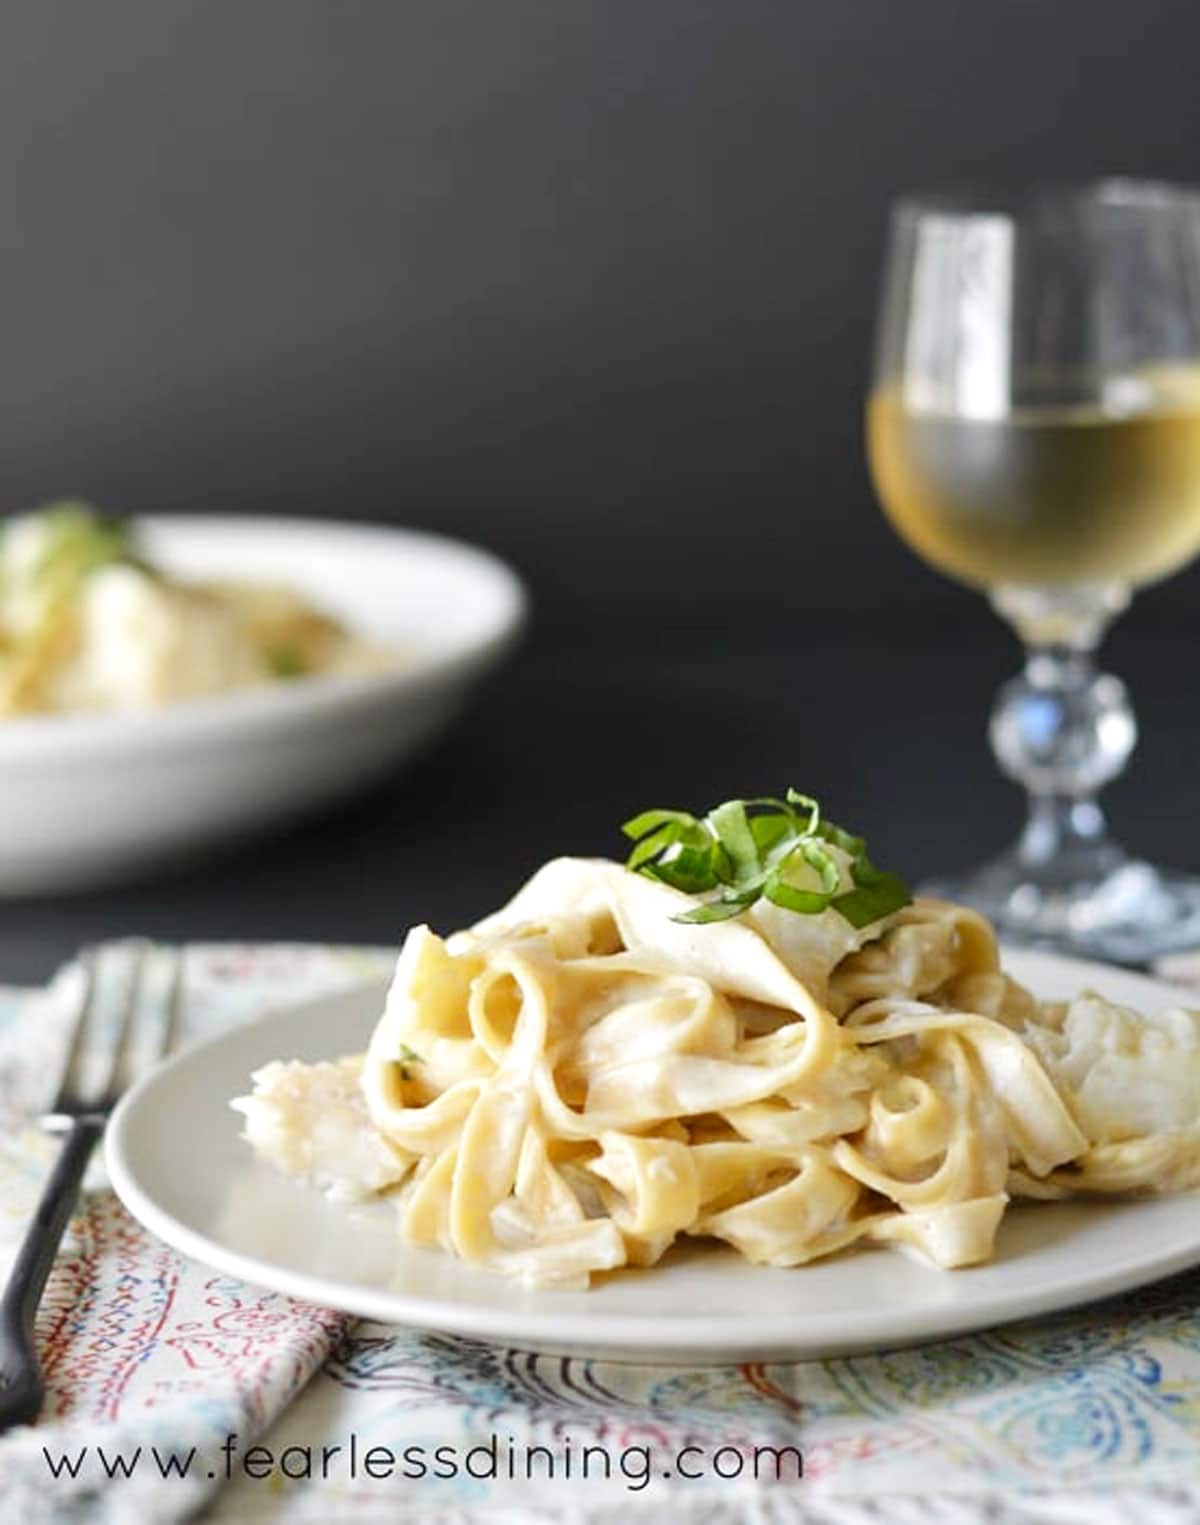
{"left": 0, "top": 515, "right": 526, "bottom": 895}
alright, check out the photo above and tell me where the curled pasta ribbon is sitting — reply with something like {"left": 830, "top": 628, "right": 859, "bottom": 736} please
{"left": 235, "top": 857, "right": 1200, "bottom": 1288}
{"left": 402, "top": 1144, "right": 457, "bottom": 1248}
{"left": 697, "top": 1147, "right": 863, "bottom": 1266}
{"left": 865, "top": 1196, "right": 1008, "bottom": 1268}
{"left": 448, "top": 948, "right": 550, "bottom": 1261}
{"left": 864, "top": 1075, "right": 949, "bottom": 1172}
{"left": 588, "top": 1132, "right": 700, "bottom": 1264}
{"left": 1013, "top": 1134, "right": 1200, "bottom": 1198}
{"left": 845, "top": 1005, "right": 1089, "bottom": 1177}
{"left": 827, "top": 898, "right": 1005, "bottom": 1015}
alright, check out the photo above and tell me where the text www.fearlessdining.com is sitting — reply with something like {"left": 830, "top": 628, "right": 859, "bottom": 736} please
{"left": 41, "top": 1431, "right": 804, "bottom": 1493}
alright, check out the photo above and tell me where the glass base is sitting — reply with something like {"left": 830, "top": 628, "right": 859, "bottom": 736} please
{"left": 922, "top": 852, "right": 1200, "bottom": 965}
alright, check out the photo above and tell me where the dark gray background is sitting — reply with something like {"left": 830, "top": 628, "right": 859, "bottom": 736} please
{"left": 2, "top": 0, "right": 1198, "bottom": 980}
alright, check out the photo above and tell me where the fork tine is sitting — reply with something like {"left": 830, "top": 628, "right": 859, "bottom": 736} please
{"left": 44, "top": 940, "right": 179, "bottom": 1129}
{"left": 47, "top": 949, "right": 99, "bottom": 1124}
{"left": 158, "top": 947, "right": 184, "bottom": 1063}
{"left": 101, "top": 940, "right": 149, "bottom": 1105}
{"left": 109, "top": 942, "right": 181, "bottom": 1094}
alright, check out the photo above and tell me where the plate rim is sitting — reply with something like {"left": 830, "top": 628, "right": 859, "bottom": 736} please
{"left": 105, "top": 947, "right": 1200, "bottom": 1359}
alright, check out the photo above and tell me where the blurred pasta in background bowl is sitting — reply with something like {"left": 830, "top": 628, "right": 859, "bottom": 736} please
{"left": 0, "top": 502, "right": 395, "bottom": 715}
{"left": 0, "top": 506, "right": 526, "bottom": 894}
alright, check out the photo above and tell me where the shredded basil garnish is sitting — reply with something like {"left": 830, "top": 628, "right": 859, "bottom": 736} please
{"left": 621, "top": 789, "right": 911, "bottom": 929}
{"left": 396, "top": 1042, "right": 424, "bottom": 1081}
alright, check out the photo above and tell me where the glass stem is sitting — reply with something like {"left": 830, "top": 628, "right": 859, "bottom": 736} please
{"left": 1016, "top": 793, "right": 1120, "bottom": 880}
{"left": 988, "top": 583, "right": 1136, "bottom": 892}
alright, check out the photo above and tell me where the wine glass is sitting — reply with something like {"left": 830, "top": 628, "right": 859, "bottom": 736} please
{"left": 866, "top": 180, "right": 1200, "bottom": 961}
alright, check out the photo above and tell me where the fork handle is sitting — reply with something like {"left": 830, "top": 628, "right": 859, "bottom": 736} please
{"left": 0, "top": 1116, "right": 104, "bottom": 1432}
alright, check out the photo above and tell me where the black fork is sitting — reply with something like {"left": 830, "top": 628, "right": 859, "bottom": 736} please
{"left": 0, "top": 942, "right": 182, "bottom": 1431}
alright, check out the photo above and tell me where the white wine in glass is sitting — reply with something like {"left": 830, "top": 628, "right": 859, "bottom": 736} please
{"left": 867, "top": 182, "right": 1200, "bottom": 960}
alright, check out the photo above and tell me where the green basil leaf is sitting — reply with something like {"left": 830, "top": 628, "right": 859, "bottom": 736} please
{"left": 672, "top": 887, "right": 760, "bottom": 924}
{"left": 785, "top": 789, "right": 821, "bottom": 832}
{"left": 626, "top": 822, "right": 681, "bottom": 871}
{"left": 621, "top": 808, "right": 699, "bottom": 842}
{"left": 646, "top": 842, "right": 721, "bottom": 893}
{"left": 621, "top": 789, "right": 912, "bottom": 932}
{"left": 749, "top": 812, "right": 793, "bottom": 856}
{"left": 763, "top": 877, "right": 833, "bottom": 914}
{"left": 813, "top": 820, "right": 865, "bottom": 859}
{"left": 832, "top": 872, "right": 912, "bottom": 928}
{"left": 706, "top": 800, "right": 762, "bottom": 887}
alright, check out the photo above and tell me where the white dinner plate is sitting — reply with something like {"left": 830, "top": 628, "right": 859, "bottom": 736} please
{"left": 0, "top": 516, "right": 525, "bottom": 894}
{"left": 107, "top": 948, "right": 1200, "bottom": 1365}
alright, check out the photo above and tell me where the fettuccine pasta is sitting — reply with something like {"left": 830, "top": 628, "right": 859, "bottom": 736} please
{"left": 233, "top": 856, "right": 1200, "bottom": 1288}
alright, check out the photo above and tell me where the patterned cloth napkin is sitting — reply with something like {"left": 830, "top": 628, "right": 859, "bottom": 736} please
{"left": 3, "top": 944, "right": 1200, "bottom": 1524}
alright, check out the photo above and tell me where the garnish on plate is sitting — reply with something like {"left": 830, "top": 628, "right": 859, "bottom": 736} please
{"left": 396, "top": 1043, "right": 424, "bottom": 1081}
{"left": 621, "top": 788, "right": 912, "bottom": 928}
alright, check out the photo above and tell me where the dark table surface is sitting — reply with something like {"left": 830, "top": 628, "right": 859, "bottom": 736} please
{"left": 0, "top": 605, "right": 1194, "bottom": 987}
